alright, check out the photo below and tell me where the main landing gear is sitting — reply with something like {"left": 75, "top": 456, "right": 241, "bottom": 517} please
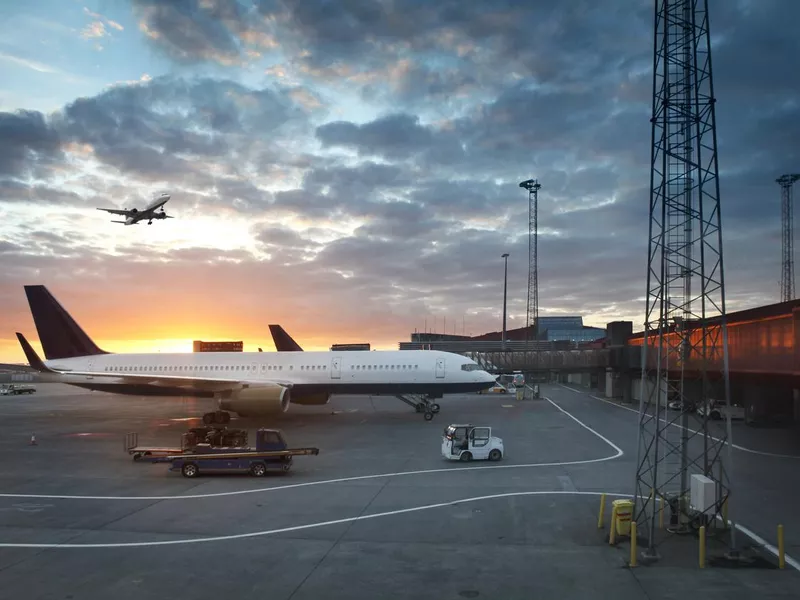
{"left": 395, "top": 394, "right": 441, "bottom": 421}
{"left": 202, "top": 410, "right": 231, "bottom": 425}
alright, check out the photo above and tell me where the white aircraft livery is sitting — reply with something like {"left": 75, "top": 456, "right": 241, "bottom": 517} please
{"left": 17, "top": 286, "right": 497, "bottom": 423}
{"left": 97, "top": 192, "right": 173, "bottom": 225}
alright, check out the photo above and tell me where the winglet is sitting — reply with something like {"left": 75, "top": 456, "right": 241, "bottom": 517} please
{"left": 16, "top": 333, "right": 55, "bottom": 373}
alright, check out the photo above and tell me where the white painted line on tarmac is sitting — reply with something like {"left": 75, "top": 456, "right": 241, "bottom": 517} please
{"left": 545, "top": 396, "right": 624, "bottom": 458}
{"left": 1, "top": 488, "right": 796, "bottom": 572}
{"left": 557, "top": 383, "right": 800, "bottom": 459}
{"left": 0, "top": 490, "right": 613, "bottom": 548}
{"left": 555, "top": 383, "right": 800, "bottom": 571}
{"left": 734, "top": 521, "right": 800, "bottom": 572}
{"left": 0, "top": 396, "right": 623, "bottom": 502}
{"left": 558, "top": 385, "right": 582, "bottom": 394}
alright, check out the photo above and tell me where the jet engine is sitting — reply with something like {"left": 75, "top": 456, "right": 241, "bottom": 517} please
{"left": 219, "top": 384, "right": 290, "bottom": 416}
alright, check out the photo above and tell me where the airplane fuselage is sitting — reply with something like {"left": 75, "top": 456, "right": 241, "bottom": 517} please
{"left": 43, "top": 349, "right": 495, "bottom": 400}
{"left": 125, "top": 196, "right": 170, "bottom": 225}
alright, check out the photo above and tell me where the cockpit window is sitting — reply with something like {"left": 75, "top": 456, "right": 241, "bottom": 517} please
{"left": 461, "top": 363, "right": 482, "bottom": 371}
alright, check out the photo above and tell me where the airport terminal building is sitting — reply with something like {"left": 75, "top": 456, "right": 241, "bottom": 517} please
{"left": 409, "top": 315, "right": 605, "bottom": 345}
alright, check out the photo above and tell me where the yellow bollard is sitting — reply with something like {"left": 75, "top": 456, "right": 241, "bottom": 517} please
{"left": 630, "top": 521, "right": 638, "bottom": 567}
{"left": 609, "top": 505, "right": 618, "bottom": 545}
{"left": 598, "top": 493, "right": 606, "bottom": 529}
{"left": 778, "top": 524, "right": 785, "bottom": 569}
{"left": 699, "top": 526, "right": 706, "bottom": 568}
{"left": 659, "top": 495, "right": 664, "bottom": 529}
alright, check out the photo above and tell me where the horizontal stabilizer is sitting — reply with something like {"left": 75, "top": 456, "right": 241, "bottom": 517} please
{"left": 15, "top": 333, "right": 54, "bottom": 373}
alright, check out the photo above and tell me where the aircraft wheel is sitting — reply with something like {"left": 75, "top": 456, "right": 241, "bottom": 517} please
{"left": 214, "top": 411, "right": 230, "bottom": 424}
{"left": 202, "top": 412, "right": 215, "bottom": 425}
{"left": 430, "top": 403, "right": 440, "bottom": 413}
{"left": 424, "top": 411, "right": 434, "bottom": 421}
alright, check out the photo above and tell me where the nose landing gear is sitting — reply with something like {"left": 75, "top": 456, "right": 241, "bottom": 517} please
{"left": 395, "top": 394, "right": 441, "bottom": 420}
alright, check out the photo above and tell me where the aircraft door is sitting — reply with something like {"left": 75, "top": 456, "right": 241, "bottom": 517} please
{"left": 331, "top": 357, "right": 342, "bottom": 379}
{"left": 435, "top": 357, "right": 445, "bottom": 379}
{"left": 86, "top": 359, "right": 94, "bottom": 380}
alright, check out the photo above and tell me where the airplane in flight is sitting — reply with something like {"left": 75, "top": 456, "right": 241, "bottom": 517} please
{"left": 16, "top": 286, "right": 496, "bottom": 424}
{"left": 97, "top": 192, "right": 173, "bottom": 225}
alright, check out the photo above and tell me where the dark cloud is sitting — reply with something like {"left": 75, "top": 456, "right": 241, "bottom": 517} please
{"left": 0, "top": 75, "right": 315, "bottom": 214}
{"left": 316, "top": 114, "right": 462, "bottom": 162}
{"left": 132, "top": 0, "right": 260, "bottom": 65}
{"left": 271, "top": 161, "right": 414, "bottom": 219}
{"left": 0, "top": 110, "right": 62, "bottom": 177}
{"left": 0, "top": 181, "right": 86, "bottom": 205}
{"left": 54, "top": 76, "right": 304, "bottom": 179}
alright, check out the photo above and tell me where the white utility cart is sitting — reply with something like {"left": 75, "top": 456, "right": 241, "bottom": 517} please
{"left": 441, "top": 423, "right": 504, "bottom": 462}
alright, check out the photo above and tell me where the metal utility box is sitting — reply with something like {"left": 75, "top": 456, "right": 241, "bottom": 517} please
{"left": 690, "top": 474, "right": 716, "bottom": 516}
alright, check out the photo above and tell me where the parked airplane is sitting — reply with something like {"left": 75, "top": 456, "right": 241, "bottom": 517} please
{"left": 16, "top": 286, "right": 496, "bottom": 423}
{"left": 97, "top": 192, "right": 172, "bottom": 225}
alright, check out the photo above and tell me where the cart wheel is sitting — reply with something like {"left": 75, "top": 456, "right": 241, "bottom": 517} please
{"left": 250, "top": 462, "right": 267, "bottom": 477}
{"left": 489, "top": 449, "right": 502, "bottom": 461}
{"left": 182, "top": 463, "right": 198, "bottom": 478}
{"left": 281, "top": 463, "right": 291, "bottom": 472}
{"left": 460, "top": 451, "right": 472, "bottom": 462}
{"left": 424, "top": 411, "right": 434, "bottom": 421}
{"left": 133, "top": 453, "right": 142, "bottom": 461}
{"left": 431, "top": 403, "right": 440, "bottom": 413}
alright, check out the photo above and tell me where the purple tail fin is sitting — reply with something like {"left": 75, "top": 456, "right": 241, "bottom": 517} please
{"left": 269, "top": 324, "right": 304, "bottom": 351}
{"left": 23, "top": 285, "right": 108, "bottom": 360}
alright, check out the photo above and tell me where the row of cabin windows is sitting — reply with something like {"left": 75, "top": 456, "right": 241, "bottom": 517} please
{"left": 105, "top": 365, "right": 273, "bottom": 372}
{"left": 103, "top": 364, "right": 420, "bottom": 373}
{"left": 351, "top": 365, "right": 418, "bottom": 370}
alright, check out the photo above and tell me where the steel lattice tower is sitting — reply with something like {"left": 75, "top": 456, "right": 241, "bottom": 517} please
{"left": 634, "top": 0, "right": 735, "bottom": 561}
{"left": 778, "top": 174, "right": 800, "bottom": 302}
{"left": 520, "top": 179, "right": 541, "bottom": 345}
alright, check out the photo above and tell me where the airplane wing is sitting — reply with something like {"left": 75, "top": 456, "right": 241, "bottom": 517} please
{"left": 97, "top": 208, "right": 129, "bottom": 216}
{"left": 53, "top": 369, "right": 294, "bottom": 392}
